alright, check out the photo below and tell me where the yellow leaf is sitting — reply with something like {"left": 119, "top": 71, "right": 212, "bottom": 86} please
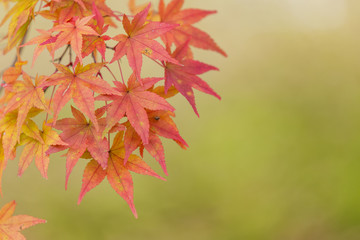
{"left": 0, "top": 0, "right": 39, "bottom": 53}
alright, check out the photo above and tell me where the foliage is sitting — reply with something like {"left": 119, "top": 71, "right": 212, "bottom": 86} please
{"left": 0, "top": 0, "right": 225, "bottom": 229}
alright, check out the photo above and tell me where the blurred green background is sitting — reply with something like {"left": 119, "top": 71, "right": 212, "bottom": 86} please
{"left": 2, "top": 0, "right": 360, "bottom": 239}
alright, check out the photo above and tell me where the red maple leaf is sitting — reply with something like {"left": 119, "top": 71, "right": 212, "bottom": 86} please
{"left": 164, "top": 41, "right": 221, "bottom": 116}
{"left": 78, "top": 131, "right": 165, "bottom": 218}
{"left": 0, "top": 201, "right": 46, "bottom": 239}
{"left": 42, "top": 63, "right": 120, "bottom": 129}
{"left": 158, "top": 0, "right": 227, "bottom": 56}
{"left": 80, "top": 3, "right": 111, "bottom": 61}
{"left": 110, "top": 3, "right": 179, "bottom": 82}
{"left": 99, "top": 73, "right": 174, "bottom": 145}
{"left": 53, "top": 106, "right": 110, "bottom": 188}
{"left": 49, "top": 15, "right": 98, "bottom": 64}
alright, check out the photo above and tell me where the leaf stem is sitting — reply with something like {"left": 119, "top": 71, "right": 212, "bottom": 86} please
{"left": 91, "top": 52, "right": 97, "bottom": 63}
{"left": 144, "top": 54, "right": 165, "bottom": 68}
{"left": 69, "top": 46, "right": 72, "bottom": 64}
{"left": 117, "top": 60, "right": 126, "bottom": 85}
{"left": 104, "top": 65, "right": 118, "bottom": 82}
{"left": 106, "top": 45, "right": 115, "bottom": 50}
{"left": 37, "top": 0, "right": 44, "bottom": 13}
{"left": 45, "top": 85, "right": 56, "bottom": 123}
{"left": 106, "top": 100, "right": 111, "bottom": 149}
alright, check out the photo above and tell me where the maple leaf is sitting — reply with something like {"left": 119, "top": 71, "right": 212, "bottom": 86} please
{"left": 18, "top": 120, "right": 67, "bottom": 179}
{"left": 21, "top": 29, "right": 56, "bottom": 66}
{"left": 78, "top": 131, "right": 165, "bottom": 218}
{"left": 110, "top": 3, "right": 179, "bottom": 82}
{"left": 80, "top": 2, "right": 111, "bottom": 61}
{"left": 128, "top": 0, "right": 157, "bottom": 19}
{"left": 0, "top": 108, "right": 42, "bottom": 162}
{"left": 100, "top": 73, "right": 174, "bottom": 145}
{"left": 3, "top": 73, "right": 48, "bottom": 139}
{"left": 164, "top": 41, "right": 221, "bottom": 116}
{"left": 0, "top": 111, "right": 19, "bottom": 163}
{"left": 54, "top": 0, "right": 87, "bottom": 24}
{"left": 53, "top": 106, "right": 110, "bottom": 188}
{"left": 42, "top": 63, "right": 119, "bottom": 129}
{"left": 0, "top": 201, "right": 46, "bottom": 240}
{"left": 0, "top": 0, "right": 38, "bottom": 53}
{"left": 53, "top": 0, "right": 86, "bottom": 10}
{"left": 147, "top": 110, "right": 188, "bottom": 148}
{"left": 83, "top": 0, "right": 118, "bottom": 19}
{"left": 158, "top": 0, "right": 227, "bottom": 57}
{"left": 1, "top": 60, "right": 27, "bottom": 85}
{"left": 49, "top": 15, "right": 98, "bottom": 64}
{"left": 124, "top": 110, "right": 188, "bottom": 175}
{"left": 40, "top": 0, "right": 83, "bottom": 24}
{"left": 0, "top": 59, "right": 27, "bottom": 106}
{"left": 124, "top": 125, "right": 166, "bottom": 175}
{"left": 47, "top": 0, "right": 117, "bottom": 25}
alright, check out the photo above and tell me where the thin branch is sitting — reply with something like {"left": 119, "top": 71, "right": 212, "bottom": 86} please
{"left": 91, "top": 52, "right": 97, "bottom": 63}
{"left": 53, "top": 45, "right": 70, "bottom": 63}
{"left": 106, "top": 45, "right": 115, "bottom": 50}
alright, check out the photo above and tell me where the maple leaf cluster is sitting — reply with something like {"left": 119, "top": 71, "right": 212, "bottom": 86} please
{"left": 0, "top": 0, "right": 226, "bottom": 220}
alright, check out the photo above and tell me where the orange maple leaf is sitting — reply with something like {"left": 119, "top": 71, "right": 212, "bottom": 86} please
{"left": 158, "top": 0, "right": 227, "bottom": 56}
{"left": 111, "top": 4, "right": 179, "bottom": 82}
{"left": 0, "top": 201, "right": 46, "bottom": 239}
{"left": 3, "top": 73, "right": 48, "bottom": 139}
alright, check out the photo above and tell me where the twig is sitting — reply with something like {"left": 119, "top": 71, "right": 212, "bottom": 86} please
{"left": 53, "top": 45, "right": 70, "bottom": 63}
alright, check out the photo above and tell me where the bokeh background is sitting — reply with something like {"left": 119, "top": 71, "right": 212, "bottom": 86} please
{"left": 2, "top": 0, "right": 360, "bottom": 239}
